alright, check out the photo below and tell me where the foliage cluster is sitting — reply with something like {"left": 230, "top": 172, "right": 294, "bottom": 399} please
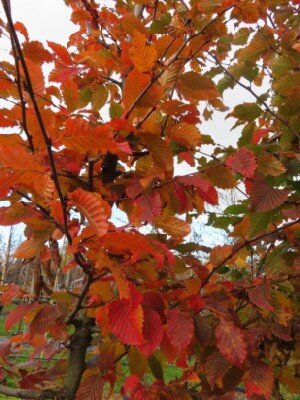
{"left": 0, "top": 0, "right": 299, "bottom": 399}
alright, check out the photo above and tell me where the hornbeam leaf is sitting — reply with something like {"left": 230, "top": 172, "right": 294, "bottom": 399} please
{"left": 138, "top": 309, "right": 163, "bottom": 356}
{"left": 205, "top": 351, "right": 230, "bottom": 390}
{"left": 178, "top": 71, "right": 219, "bottom": 101}
{"left": 243, "top": 358, "right": 274, "bottom": 399}
{"left": 248, "top": 211, "right": 273, "bottom": 238}
{"left": 167, "top": 122, "right": 201, "bottom": 148}
{"left": 205, "top": 165, "right": 236, "bottom": 189}
{"left": 140, "top": 133, "right": 173, "bottom": 171}
{"left": 250, "top": 179, "right": 289, "bottom": 212}
{"left": 215, "top": 318, "right": 247, "bottom": 366}
{"left": 108, "top": 299, "right": 144, "bottom": 345}
{"left": 248, "top": 278, "right": 274, "bottom": 311}
{"left": 154, "top": 215, "right": 191, "bottom": 238}
{"left": 258, "top": 155, "right": 286, "bottom": 176}
{"left": 5, "top": 303, "right": 36, "bottom": 330}
{"left": 177, "top": 174, "right": 218, "bottom": 205}
{"left": 166, "top": 309, "right": 194, "bottom": 353}
{"left": 62, "top": 78, "right": 79, "bottom": 112}
{"left": 226, "top": 147, "right": 256, "bottom": 178}
{"left": 69, "top": 188, "right": 110, "bottom": 237}
{"left": 14, "top": 237, "right": 44, "bottom": 259}
{"left": 129, "top": 31, "right": 157, "bottom": 72}
{"left": 75, "top": 372, "right": 104, "bottom": 400}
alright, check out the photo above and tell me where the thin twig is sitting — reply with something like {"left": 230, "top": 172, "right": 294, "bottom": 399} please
{"left": 207, "top": 52, "right": 300, "bottom": 139}
{"left": 201, "top": 218, "right": 300, "bottom": 289}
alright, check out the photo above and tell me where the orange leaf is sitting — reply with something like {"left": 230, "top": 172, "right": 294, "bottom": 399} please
{"left": 167, "top": 122, "right": 201, "bottom": 148}
{"left": 154, "top": 215, "right": 191, "bottom": 239}
{"left": 69, "top": 188, "right": 110, "bottom": 238}
{"left": 130, "top": 31, "right": 157, "bottom": 72}
{"left": 14, "top": 237, "right": 44, "bottom": 259}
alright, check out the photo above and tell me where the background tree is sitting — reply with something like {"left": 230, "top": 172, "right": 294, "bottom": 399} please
{"left": 0, "top": 0, "right": 299, "bottom": 399}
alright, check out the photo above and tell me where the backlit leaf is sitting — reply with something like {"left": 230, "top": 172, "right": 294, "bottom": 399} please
{"left": 138, "top": 309, "right": 163, "bottom": 356}
{"left": 14, "top": 237, "right": 44, "bottom": 259}
{"left": 154, "top": 215, "right": 191, "bottom": 239}
{"left": 226, "top": 147, "right": 256, "bottom": 178}
{"left": 178, "top": 72, "right": 219, "bottom": 101}
{"left": 69, "top": 188, "right": 110, "bottom": 237}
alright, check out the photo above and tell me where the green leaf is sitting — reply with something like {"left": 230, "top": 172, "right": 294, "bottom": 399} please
{"left": 224, "top": 205, "right": 247, "bottom": 215}
{"left": 148, "top": 355, "right": 164, "bottom": 380}
{"left": 248, "top": 211, "right": 273, "bottom": 237}
{"left": 232, "top": 103, "right": 261, "bottom": 122}
{"left": 109, "top": 102, "right": 123, "bottom": 118}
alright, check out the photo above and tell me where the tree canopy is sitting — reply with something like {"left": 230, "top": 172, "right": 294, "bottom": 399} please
{"left": 0, "top": 0, "right": 299, "bottom": 399}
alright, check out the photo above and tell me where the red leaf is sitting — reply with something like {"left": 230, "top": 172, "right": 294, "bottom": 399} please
{"left": 215, "top": 318, "right": 247, "bottom": 366}
{"left": 177, "top": 175, "right": 218, "bottom": 205}
{"left": 135, "top": 192, "right": 162, "bottom": 222}
{"left": 248, "top": 278, "right": 274, "bottom": 311}
{"left": 205, "top": 351, "right": 230, "bottom": 390}
{"left": 166, "top": 309, "right": 194, "bottom": 353}
{"left": 108, "top": 299, "right": 144, "bottom": 345}
{"left": 252, "top": 128, "right": 269, "bottom": 144}
{"left": 243, "top": 358, "right": 274, "bottom": 399}
{"left": 75, "top": 373, "right": 104, "bottom": 400}
{"left": 138, "top": 309, "right": 163, "bottom": 356}
{"left": 5, "top": 303, "right": 36, "bottom": 331}
{"left": 226, "top": 147, "right": 256, "bottom": 178}
{"left": 250, "top": 178, "right": 289, "bottom": 212}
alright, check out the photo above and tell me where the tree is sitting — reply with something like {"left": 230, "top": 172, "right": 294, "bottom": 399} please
{"left": 0, "top": 0, "right": 299, "bottom": 398}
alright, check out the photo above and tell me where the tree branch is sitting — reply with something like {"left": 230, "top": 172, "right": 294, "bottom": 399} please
{"left": 207, "top": 52, "right": 300, "bottom": 139}
{"left": 1, "top": 0, "right": 72, "bottom": 243}
{"left": 125, "top": 5, "right": 233, "bottom": 120}
{"left": 0, "top": 385, "right": 42, "bottom": 399}
{"left": 201, "top": 218, "right": 300, "bottom": 289}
